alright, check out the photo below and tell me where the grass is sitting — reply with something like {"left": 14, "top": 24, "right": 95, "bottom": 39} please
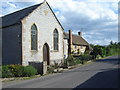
{"left": 2, "top": 75, "right": 41, "bottom": 82}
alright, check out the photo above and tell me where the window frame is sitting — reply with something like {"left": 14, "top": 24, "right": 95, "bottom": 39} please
{"left": 53, "top": 29, "right": 59, "bottom": 51}
{"left": 80, "top": 46, "right": 83, "bottom": 49}
{"left": 31, "top": 24, "right": 38, "bottom": 51}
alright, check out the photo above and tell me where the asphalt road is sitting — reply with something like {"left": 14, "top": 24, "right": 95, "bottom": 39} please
{"left": 2, "top": 56, "right": 119, "bottom": 88}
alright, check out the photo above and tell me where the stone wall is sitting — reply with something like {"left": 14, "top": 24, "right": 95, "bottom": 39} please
{"left": 21, "top": 2, "right": 64, "bottom": 66}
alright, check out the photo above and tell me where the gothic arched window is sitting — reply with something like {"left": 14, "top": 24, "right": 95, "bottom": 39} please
{"left": 31, "top": 24, "right": 37, "bottom": 50}
{"left": 53, "top": 29, "right": 59, "bottom": 51}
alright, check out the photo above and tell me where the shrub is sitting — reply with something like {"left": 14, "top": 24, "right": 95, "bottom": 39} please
{"left": 62, "top": 55, "right": 83, "bottom": 67}
{"left": 47, "top": 65, "right": 55, "bottom": 73}
{"left": 8, "top": 65, "right": 24, "bottom": 77}
{"left": 73, "top": 58, "right": 82, "bottom": 65}
{"left": 53, "top": 61, "right": 59, "bottom": 69}
{"left": 0, "top": 66, "right": 2, "bottom": 78}
{"left": 66, "top": 55, "right": 75, "bottom": 66}
{"left": 80, "top": 54, "right": 92, "bottom": 62}
{"left": 23, "top": 66, "right": 37, "bottom": 77}
{"left": 2, "top": 65, "right": 38, "bottom": 78}
{"left": 2, "top": 65, "right": 14, "bottom": 78}
{"left": 62, "top": 58, "right": 68, "bottom": 68}
{"left": 96, "top": 54, "right": 101, "bottom": 59}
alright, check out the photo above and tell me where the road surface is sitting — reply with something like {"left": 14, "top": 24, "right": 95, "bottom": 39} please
{"left": 2, "top": 56, "right": 119, "bottom": 88}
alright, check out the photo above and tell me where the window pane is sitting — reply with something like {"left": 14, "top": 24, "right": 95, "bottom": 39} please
{"left": 31, "top": 24, "right": 37, "bottom": 50}
{"left": 53, "top": 29, "right": 59, "bottom": 50}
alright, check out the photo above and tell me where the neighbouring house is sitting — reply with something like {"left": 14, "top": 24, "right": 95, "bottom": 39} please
{"left": 1, "top": 0, "right": 92, "bottom": 74}
{"left": 1, "top": 1, "right": 64, "bottom": 74}
{"left": 63, "top": 30, "right": 93, "bottom": 59}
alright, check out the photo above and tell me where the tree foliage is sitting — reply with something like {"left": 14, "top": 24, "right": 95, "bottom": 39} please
{"left": 90, "top": 41, "right": 120, "bottom": 59}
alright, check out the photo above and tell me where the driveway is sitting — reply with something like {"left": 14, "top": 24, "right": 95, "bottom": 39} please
{"left": 2, "top": 56, "right": 119, "bottom": 88}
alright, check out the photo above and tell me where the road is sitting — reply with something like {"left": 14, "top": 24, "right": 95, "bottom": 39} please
{"left": 2, "top": 56, "right": 119, "bottom": 88}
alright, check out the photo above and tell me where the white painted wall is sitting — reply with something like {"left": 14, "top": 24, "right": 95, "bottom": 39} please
{"left": 63, "top": 39, "right": 68, "bottom": 59}
{"left": 21, "top": 2, "right": 64, "bottom": 66}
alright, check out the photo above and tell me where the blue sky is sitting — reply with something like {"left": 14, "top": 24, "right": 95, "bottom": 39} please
{"left": 0, "top": 0, "right": 119, "bottom": 45}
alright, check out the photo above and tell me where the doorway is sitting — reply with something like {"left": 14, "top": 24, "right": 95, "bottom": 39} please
{"left": 43, "top": 43, "right": 50, "bottom": 65}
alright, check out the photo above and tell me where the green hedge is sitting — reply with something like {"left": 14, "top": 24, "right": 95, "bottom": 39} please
{"left": 2, "top": 65, "right": 14, "bottom": 78}
{"left": 47, "top": 65, "right": 55, "bottom": 73}
{"left": 63, "top": 55, "right": 83, "bottom": 66}
{"left": 80, "top": 54, "right": 92, "bottom": 61}
{"left": 7, "top": 65, "right": 25, "bottom": 77}
{"left": 73, "top": 58, "right": 82, "bottom": 65}
{"left": 23, "top": 66, "right": 37, "bottom": 77}
{"left": 2, "top": 65, "right": 38, "bottom": 78}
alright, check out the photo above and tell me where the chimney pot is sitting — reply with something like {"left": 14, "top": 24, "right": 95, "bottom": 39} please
{"left": 78, "top": 32, "right": 82, "bottom": 36}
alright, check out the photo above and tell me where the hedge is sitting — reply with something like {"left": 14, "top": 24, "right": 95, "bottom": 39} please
{"left": 80, "top": 54, "right": 92, "bottom": 61}
{"left": 2, "top": 65, "right": 14, "bottom": 78}
{"left": 23, "top": 66, "right": 37, "bottom": 77}
{"left": 2, "top": 65, "right": 38, "bottom": 78}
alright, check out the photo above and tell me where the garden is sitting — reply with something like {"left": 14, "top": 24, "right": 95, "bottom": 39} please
{"left": 1, "top": 65, "right": 37, "bottom": 78}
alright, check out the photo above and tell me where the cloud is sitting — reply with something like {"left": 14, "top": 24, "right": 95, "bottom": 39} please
{"left": 1, "top": 0, "right": 118, "bottom": 45}
{"left": 47, "top": 0, "right": 118, "bottom": 45}
{"left": 0, "top": 14, "right": 3, "bottom": 17}
{"left": 6, "top": 2, "right": 16, "bottom": 8}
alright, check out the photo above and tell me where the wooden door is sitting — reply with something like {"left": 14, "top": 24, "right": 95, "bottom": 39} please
{"left": 43, "top": 43, "right": 50, "bottom": 65}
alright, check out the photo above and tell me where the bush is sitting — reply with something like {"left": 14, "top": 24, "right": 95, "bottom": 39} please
{"left": 96, "top": 54, "right": 101, "bottom": 59}
{"left": 23, "top": 66, "right": 37, "bottom": 77}
{"left": 8, "top": 65, "right": 24, "bottom": 77}
{"left": 2, "top": 65, "right": 38, "bottom": 78}
{"left": 66, "top": 55, "right": 75, "bottom": 66}
{"left": 80, "top": 54, "right": 92, "bottom": 61}
{"left": 62, "top": 55, "right": 84, "bottom": 67}
{"left": 73, "top": 58, "right": 82, "bottom": 65}
{"left": 47, "top": 65, "right": 55, "bottom": 73}
{"left": 62, "top": 58, "right": 68, "bottom": 68}
{"left": 0, "top": 66, "right": 2, "bottom": 78}
{"left": 53, "top": 61, "right": 59, "bottom": 69}
{"left": 2, "top": 65, "right": 14, "bottom": 78}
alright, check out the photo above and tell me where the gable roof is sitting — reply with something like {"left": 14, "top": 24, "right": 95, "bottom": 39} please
{"left": 64, "top": 32, "right": 89, "bottom": 45}
{"left": 46, "top": 2, "right": 64, "bottom": 30}
{"left": 2, "top": 3, "right": 42, "bottom": 28}
{"left": 63, "top": 32, "right": 93, "bottom": 50}
{"left": 1, "top": 1, "right": 64, "bottom": 30}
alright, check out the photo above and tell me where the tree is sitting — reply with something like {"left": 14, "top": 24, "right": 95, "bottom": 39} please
{"left": 110, "top": 41, "right": 113, "bottom": 45}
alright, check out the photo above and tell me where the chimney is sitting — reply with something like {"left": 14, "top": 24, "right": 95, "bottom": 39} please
{"left": 68, "top": 30, "right": 72, "bottom": 55}
{"left": 78, "top": 32, "right": 82, "bottom": 36}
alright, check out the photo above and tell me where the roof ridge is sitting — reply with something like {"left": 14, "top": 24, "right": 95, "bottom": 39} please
{"left": 2, "top": 2, "right": 43, "bottom": 28}
{"left": 1, "top": 3, "right": 42, "bottom": 18}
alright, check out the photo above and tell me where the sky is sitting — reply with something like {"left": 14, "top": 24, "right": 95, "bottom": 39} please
{"left": 0, "top": 0, "right": 119, "bottom": 45}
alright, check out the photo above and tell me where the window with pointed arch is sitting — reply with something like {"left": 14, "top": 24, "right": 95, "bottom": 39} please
{"left": 31, "top": 24, "right": 37, "bottom": 50}
{"left": 53, "top": 29, "right": 59, "bottom": 51}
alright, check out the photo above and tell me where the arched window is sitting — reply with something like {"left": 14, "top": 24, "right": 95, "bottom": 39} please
{"left": 53, "top": 29, "right": 59, "bottom": 51}
{"left": 31, "top": 24, "right": 37, "bottom": 50}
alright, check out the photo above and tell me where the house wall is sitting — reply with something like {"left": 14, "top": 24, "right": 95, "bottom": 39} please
{"left": 71, "top": 45, "right": 86, "bottom": 55}
{"left": 2, "top": 24, "right": 22, "bottom": 65}
{"left": 21, "top": 2, "right": 64, "bottom": 66}
{"left": 63, "top": 39, "right": 68, "bottom": 59}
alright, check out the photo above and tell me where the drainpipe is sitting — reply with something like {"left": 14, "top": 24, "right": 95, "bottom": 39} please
{"left": 68, "top": 30, "right": 72, "bottom": 56}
